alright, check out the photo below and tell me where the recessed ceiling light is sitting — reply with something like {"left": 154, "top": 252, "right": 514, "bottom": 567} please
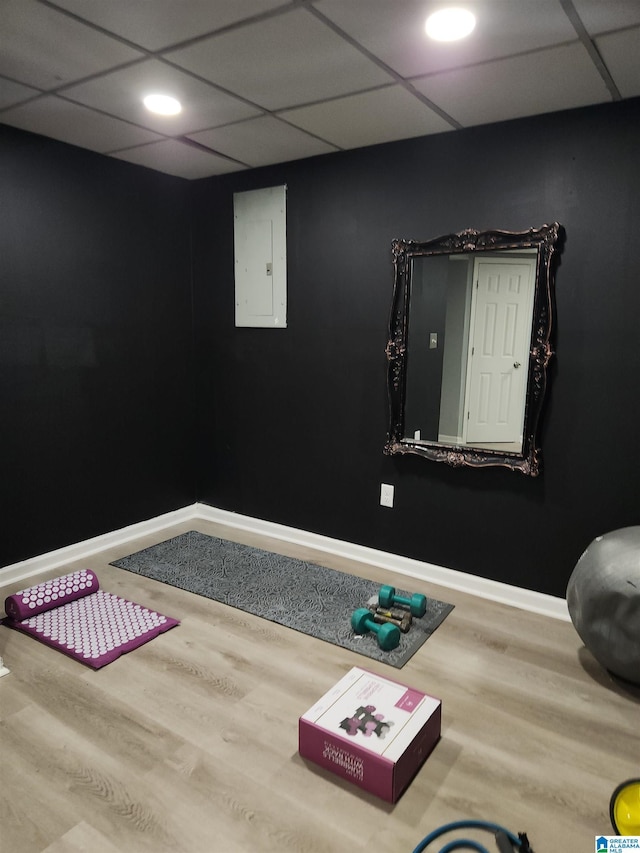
{"left": 425, "top": 7, "right": 476, "bottom": 41}
{"left": 143, "top": 93, "right": 182, "bottom": 116}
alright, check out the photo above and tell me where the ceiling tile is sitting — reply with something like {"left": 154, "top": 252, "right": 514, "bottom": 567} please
{"left": 110, "top": 139, "right": 247, "bottom": 180}
{"left": 188, "top": 116, "right": 338, "bottom": 167}
{"left": 278, "top": 85, "right": 452, "bottom": 150}
{"left": 63, "top": 59, "right": 261, "bottom": 136}
{"left": 0, "top": 78, "right": 40, "bottom": 110}
{"left": 314, "top": 0, "right": 577, "bottom": 79}
{"left": 167, "top": 6, "right": 393, "bottom": 111}
{"left": 596, "top": 27, "right": 640, "bottom": 98}
{"left": 572, "top": 0, "right": 640, "bottom": 34}
{"left": 0, "top": 96, "right": 163, "bottom": 153}
{"left": 0, "top": 0, "right": 637, "bottom": 180}
{"left": 0, "top": 0, "right": 144, "bottom": 90}
{"left": 50, "top": 0, "right": 285, "bottom": 52}
{"left": 412, "top": 43, "right": 612, "bottom": 128}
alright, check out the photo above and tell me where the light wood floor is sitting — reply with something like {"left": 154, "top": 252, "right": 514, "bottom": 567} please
{"left": 1, "top": 518, "right": 638, "bottom": 853}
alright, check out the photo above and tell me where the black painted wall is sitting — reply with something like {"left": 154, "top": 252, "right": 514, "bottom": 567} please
{"left": 3, "top": 99, "right": 639, "bottom": 598}
{"left": 192, "top": 97, "right": 640, "bottom": 599}
{"left": 0, "top": 125, "right": 194, "bottom": 567}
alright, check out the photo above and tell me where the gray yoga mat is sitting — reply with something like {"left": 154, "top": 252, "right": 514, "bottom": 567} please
{"left": 111, "top": 531, "right": 453, "bottom": 668}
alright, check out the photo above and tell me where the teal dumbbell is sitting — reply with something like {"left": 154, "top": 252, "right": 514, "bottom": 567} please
{"left": 378, "top": 585, "right": 427, "bottom": 618}
{"left": 351, "top": 607, "right": 401, "bottom": 651}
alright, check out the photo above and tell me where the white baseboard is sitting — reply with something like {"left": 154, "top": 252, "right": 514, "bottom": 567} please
{"left": 193, "top": 504, "right": 570, "bottom": 622}
{"left": 0, "top": 502, "right": 570, "bottom": 622}
{"left": 0, "top": 506, "right": 195, "bottom": 588}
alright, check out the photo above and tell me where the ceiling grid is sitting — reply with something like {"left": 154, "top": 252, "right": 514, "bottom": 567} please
{"left": 0, "top": 0, "right": 638, "bottom": 178}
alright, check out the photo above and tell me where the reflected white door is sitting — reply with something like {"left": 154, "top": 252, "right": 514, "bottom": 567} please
{"left": 464, "top": 258, "right": 536, "bottom": 444}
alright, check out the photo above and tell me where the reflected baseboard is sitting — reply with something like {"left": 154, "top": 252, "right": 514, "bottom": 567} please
{"left": 466, "top": 440, "right": 523, "bottom": 452}
{"left": 438, "top": 434, "right": 462, "bottom": 445}
{"left": 438, "top": 435, "right": 523, "bottom": 453}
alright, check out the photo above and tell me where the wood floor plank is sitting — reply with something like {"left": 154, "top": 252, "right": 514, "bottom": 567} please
{"left": 1, "top": 518, "right": 639, "bottom": 852}
{"left": 42, "top": 821, "right": 125, "bottom": 853}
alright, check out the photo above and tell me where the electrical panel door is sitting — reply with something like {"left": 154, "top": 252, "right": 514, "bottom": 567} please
{"left": 234, "top": 185, "right": 287, "bottom": 328}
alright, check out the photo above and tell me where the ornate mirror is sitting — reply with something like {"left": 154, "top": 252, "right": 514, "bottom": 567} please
{"left": 385, "top": 223, "right": 563, "bottom": 476}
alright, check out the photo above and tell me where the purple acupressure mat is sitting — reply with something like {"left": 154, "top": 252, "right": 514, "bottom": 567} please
{"left": 2, "top": 570, "right": 179, "bottom": 669}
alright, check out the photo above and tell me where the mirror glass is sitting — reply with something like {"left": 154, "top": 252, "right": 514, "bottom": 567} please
{"left": 385, "top": 225, "right": 563, "bottom": 476}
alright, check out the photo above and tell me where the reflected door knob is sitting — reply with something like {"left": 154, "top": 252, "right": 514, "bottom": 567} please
{"left": 513, "top": 362, "right": 521, "bottom": 368}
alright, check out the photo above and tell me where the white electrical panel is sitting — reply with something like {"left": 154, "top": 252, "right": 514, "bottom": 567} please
{"left": 234, "top": 185, "right": 287, "bottom": 328}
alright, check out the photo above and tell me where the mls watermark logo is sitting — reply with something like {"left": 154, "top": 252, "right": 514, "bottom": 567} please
{"left": 596, "top": 836, "right": 640, "bottom": 852}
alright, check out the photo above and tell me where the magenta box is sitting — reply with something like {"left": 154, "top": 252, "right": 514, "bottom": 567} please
{"left": 299, "top": 666, "right": 441, "bottom": 803}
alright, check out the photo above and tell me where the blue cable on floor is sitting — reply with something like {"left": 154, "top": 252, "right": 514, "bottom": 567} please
{"left": 411, "top": 820, "right": 533, "bottom": 853}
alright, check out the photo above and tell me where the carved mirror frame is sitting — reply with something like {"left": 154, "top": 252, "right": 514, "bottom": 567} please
{"left": 385, "top": 223, "right": 563, "bottom": 476}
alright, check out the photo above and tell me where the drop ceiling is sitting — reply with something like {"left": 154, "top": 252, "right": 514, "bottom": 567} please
{"left": 1, "top": 0, "right": 638, "bottom": 180}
